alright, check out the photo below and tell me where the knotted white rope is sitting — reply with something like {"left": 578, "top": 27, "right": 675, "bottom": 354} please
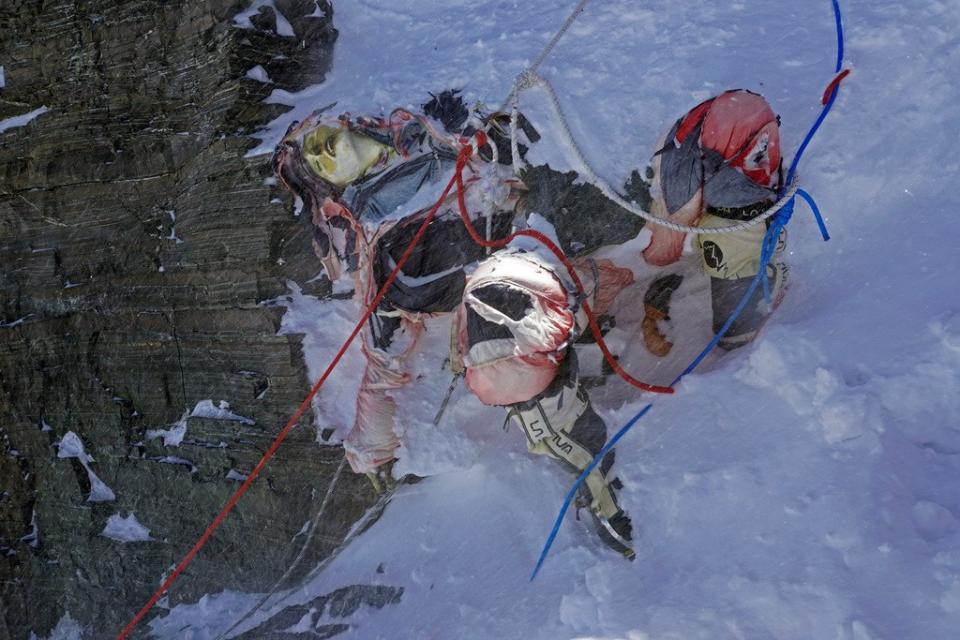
{"left": 503, "top": 2, "right": 794, "bottom": 234}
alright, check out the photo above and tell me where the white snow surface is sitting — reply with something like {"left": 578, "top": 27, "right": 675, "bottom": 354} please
{"left": 56, "top": 431, "right": 116, "bottom": 503}
{"left": 0, "top": 106, "right": 49, "bottom": 134}
{"left": 245, "top": 64, "right": 272, "bottom": 84}
{"left": 100, "top": 513, "right": 155, "bottom": 543}
{"left": 189, "top": 399, "right": 256, "bottom": 425}
{"left": 149, "top": 1, "right": 960, "bottom": 639}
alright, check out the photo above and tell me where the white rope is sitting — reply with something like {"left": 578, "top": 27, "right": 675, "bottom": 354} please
{"left": 501, "top": 0, "right": 795, "bottom": 235}
{"left": 528, "top": 73, "right": 795, "bottom": 234}
{"left": 501, "top": 0, "right": 592, "bottom": 111}
{"left": 216, "top": 455, "right": 347, "bottom": 640}
{"left": 510, "top": 101, "right": 523, "bottom": 178}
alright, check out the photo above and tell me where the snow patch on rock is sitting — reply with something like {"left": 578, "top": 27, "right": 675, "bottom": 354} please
{"left": 101, "top": 513, "right": 155, "bottom": 543}
{"left": 0, "top": 106, "right": 49, "bottom": 134}
{"left": 191, "top": 399, "right": 256, "bottom": 425}
{"left": 146, "top": 411, "right": 189, "bottom": 447}
{"left": 56, "top": 431, "right": 116, "bottom": 502}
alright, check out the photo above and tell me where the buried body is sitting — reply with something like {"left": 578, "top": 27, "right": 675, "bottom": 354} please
{"left": 273, "top": 89, "right": 789, "bottom": 560}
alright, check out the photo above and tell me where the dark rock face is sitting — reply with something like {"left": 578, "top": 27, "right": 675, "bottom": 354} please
{"left": 0, "top": 1, "right": 651, "bottom": 637}
{"left": 0, "top": 2, "right": 393, "bottom": 638}
{"left": 235, "top": 584, "right": 404, "bottom": 639}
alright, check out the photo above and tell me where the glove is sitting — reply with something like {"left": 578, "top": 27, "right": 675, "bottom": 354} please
{"left": 641, "top": 303, "right": 673, "bottom": 358}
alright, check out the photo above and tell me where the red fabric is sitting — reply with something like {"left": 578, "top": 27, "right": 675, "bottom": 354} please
{"left": 674, "top": 98, "right": 714, "bottom": 144}
{"left": 642, "top": 91, "right": 780, "bottom": 268}
{"left": 699, "top": 91, "right": 780, "bottom": 187}
{"left": 572, "top": 257, "right": 636, "bottom": 315}
{"left": 822, "top": 69, "right": 851, "bottom": 105}
{"left": 466, "top": 354, "right": 563, "bottom": 406}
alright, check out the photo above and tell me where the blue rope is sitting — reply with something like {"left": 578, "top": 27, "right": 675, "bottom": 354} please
{"left": 676, "top": 201, "right": 795, "bottom": 385}
{"left": 832, "top": 0, "right": 844, "bottom": 73}
{"left": 529, "top": 404, "right": 653, "bottom": 581}
{"left": 529, "top": 0, "right": 846, "bottom": 581}
{"left": 782, "top": 80, "right": 843, "bottom": 196}
{"left": 783, "top": 0, "right": 846, "bottom": 195}
{"left": 797, "top": 188, "right": 830, "bottom": 241}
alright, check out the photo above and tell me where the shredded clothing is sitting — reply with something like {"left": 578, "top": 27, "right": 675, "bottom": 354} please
{"left": 274, "top": 103, "right": 634, "bottom": 542}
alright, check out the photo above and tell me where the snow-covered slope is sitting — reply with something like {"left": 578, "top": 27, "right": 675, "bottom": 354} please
{"left": 136, "top": 1, "right": 960, "bottom": 638}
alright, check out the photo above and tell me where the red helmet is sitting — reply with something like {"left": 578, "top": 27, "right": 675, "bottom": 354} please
{"left": 660, "top": 89, "right": 782, "bottom": 214}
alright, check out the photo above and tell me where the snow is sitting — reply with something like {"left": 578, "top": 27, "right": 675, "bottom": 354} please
{"left": 232, "top": 0, "right": 295, "bottom": 38}
{"left": 1, "top": 316, "right": 29, "bottom": 328}
{"left": 29, "top": 613, "right": 84, "bottom": 640}
{"left": 190, "top": 399, "right": 256, "bottom": 425}
{"left": 19, "top": 508, "right": 38, "bottom": 548}
{"left": 307, "top": 1, "right": 326, "bottom": 20}
{"left": 270, "top": 280, "right": 365, "bottom": 443}
{"left": 0, "top": 106, "right": 49, "bottom": 134}
{"left": 153, "top": 0, "right": 960, "bottom": 638}
{"left": 245, "top": 64, "right": 272, "bottom": 84}
{"left": 148, "top": 401, "right": 255, "bottom": 447}
{"left": 146, "top": 411, "right": 189, "bottom": 447}
{"left": 55, "top": 431, "right": 116, "bottom": 502}
{"left": 226, "top": 469, "right": 249, "bottom": 482}
{"left": 100, "top": 513, "right": 155, "bottom": 543}
{"left": 149, "top": 455, "right": 198, "bottom": 474}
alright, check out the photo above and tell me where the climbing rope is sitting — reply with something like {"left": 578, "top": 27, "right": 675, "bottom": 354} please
{"left": 509, "top": 70, "right": 797, "bottom": 235}
{"left": 116, "top": 146, "right": 475, "bottom": 640}
{"left": 500, "top": 0, "right": 592, "bottom": 111}
{"left": 215, "top": 455, "right": 347, "bottom": 640}
{"left": 454, "top": 147, "right": 674, "bottom": 396}
{"left": 496, "top": 0, "right": 811, "bottom": 236}
{"left": 117, "top": 1, "right": 851, "bottom": 633}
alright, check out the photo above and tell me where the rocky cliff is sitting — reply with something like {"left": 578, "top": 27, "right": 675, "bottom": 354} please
{"left": 0, "top": 3, "right": 653, "bottom": 637}
{"left": 0, "top": 2, "right": 388, "bottom": 638}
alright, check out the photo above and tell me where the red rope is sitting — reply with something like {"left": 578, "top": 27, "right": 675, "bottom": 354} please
{"left": 117, "top": 137, "right": 673, "bottom": 637}
{"left": 453, "top": 166, "right": 673, "bottom": 395}
{"left": 821, "top": 68, "right": 850, "bottom": 105}
{"left": 115, "top": 147, "right": 473, "bottom": 640}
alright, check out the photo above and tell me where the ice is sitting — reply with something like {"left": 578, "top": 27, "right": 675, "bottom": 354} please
{"left": 0, "top": 106, "right": 49, "bottom": 134}
{"left": 245, "top": 64, "right": 272, "bottom": 83}
{"left": 190, "top": 399, "right": 256, "bottom": 425}
{"left": 56, "top": 431, "right": 116, "bottom": 502}
{"left": 101, "top": 513, "right": 155, "bottom": 543}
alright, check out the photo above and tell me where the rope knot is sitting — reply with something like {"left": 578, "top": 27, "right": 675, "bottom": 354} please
{"left": 775, "top": 195, "right": 796, "bottom": 225}
{"left": 515, "top": 68, "right": 542, "bottom": 92}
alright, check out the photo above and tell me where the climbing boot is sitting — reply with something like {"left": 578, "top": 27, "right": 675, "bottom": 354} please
{"left": 594, "top": 509, "right": 635, "bottom": 560}
{"left": 365, "top": 459, "right": 423, "bottom": 494}
{"left": 715, "top": 261, "right": 789, "bottom": 350}
{"left": 508, "top": 368, "right": 634, "bottom": 560}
